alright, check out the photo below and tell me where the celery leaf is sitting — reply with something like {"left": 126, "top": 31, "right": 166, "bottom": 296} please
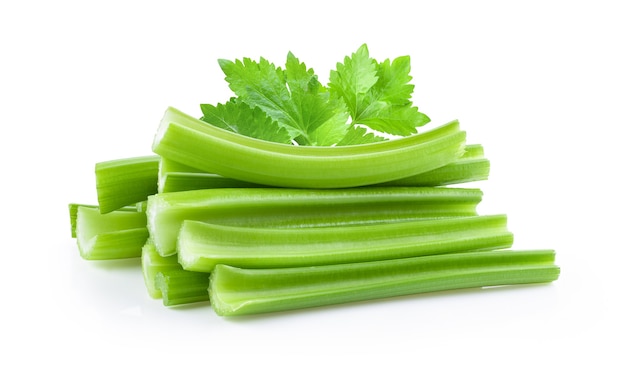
{"left": 329, "top": 44, "right": 430, "bottom": 136}
{"left": 200, "top": 99, "right": 292, "bottom": 144}
{"left": 219, "top": 54, "right": 349, "bottom": 146}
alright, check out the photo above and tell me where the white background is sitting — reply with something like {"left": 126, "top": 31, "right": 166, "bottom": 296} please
{"left": 1, "top": 0, "right": 624, "bottom": 370}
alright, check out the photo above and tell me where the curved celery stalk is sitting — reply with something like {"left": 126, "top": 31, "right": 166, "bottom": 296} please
{"left": 178, "top": 214, "right": 514, "bottom": 272}
{"left": 75, "top": 206, "right": 148, "bottom": 260}
{"left": 158, "top": 144, "right": 490, "bottom": 193}
{"left": 147, "top": 187, "right": 485, "bottom": 257}
{"left": 209, "top": 250, "right": 560, "bottom": 316}
{"left": 380, "top": 144, "right": 490, "bottom": 186}
{"left": 158, "top": 158, "right": 262, "bottom": 193}
{"left": 96, "top": 155, "right": 159, "bottom": 213}
{"left": 156, "top": 270, "right": 210, "bottom": 306}
{"left": 152, "top": 107, "right": 466, "bottom": 188}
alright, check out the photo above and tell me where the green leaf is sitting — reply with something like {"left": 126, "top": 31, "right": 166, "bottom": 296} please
{"left": 328, "top": 44, "right": 379, "bottom": 120}
{"left": 219, "top": 54, "right": 349, "bottom": 146}
{"left": 359, "top": 104, "right": 431, "bottom": 136}
{"left": 336, "top": 126, "right": 386, "bottom": 146}
{"left": 329, "top": 44, "right": 430, "bottom": 137}
{"left": 200, "top": 99, "right": 292, "bottom": 144}
{"left": 372, "top": 56, "right": 414, "bottom": 105}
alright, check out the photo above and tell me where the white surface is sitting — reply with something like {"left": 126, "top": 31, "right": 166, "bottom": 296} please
{"left": 1, "top": 1, "right": 624, "bottom": 370}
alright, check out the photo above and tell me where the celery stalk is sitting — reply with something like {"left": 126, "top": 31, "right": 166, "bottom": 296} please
{"left": 157, "top": 144, "right": 490, "bottom": 193}
{"left": 96, "top": 155, "right": 159, "bottom": 213}
{"left": 147, "top": 187, "right": 485, "bottom": 257}
{"left": 75, "top": 205, "right": 148, "bottom": 260}
{"left": 158, "top": 157, "right": 262, "bottom": 193}
{"left": 156, "top": 270, "right": 210, "bottom": 306}
{"left": 380, "top": 144, "right": 491, "bottom": 186}
{"left": 178, "top": 214, "right": 513, "bottom": 272}
{"left": 141, "top": 239, "right": 180, "bottom": 298}
{"left": 152, "top": 107, "right": 467, "bottom": 188}
{"left": 209, "top": 250, "right": 560, "bottom": 316}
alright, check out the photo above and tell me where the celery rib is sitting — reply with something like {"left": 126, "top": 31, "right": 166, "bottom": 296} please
{"left": 156, "top": 270, "right": 210, "bottom": 306}
{"left": 147, "top": 187, "right": 485, "bottom": 257}
{"left": 75, "top": 205, "right": 148, "bottom": 260}
{"left": 152, "top": 107, "right": 467, "bottom": 188}
{"left": 158, "top": 144, "right": 490, "bottom": 193}
{"left": 96, "top": 155, "right": 159, "bottom": 213}
{"left": 141, "top": 240, "right": 180, "bottom": 298}
{"left": 209, "top": 250, "right": 560, "bottom": 316}
{"left": 178, "top": 214, "right": 514, "bottom": 272}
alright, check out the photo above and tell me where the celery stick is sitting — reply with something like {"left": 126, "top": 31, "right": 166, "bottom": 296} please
{"left": 209, "top": 250, "right": 560, "bottom": 316}
{"left": 96, "top": 155, "right": 159, "bottom": 213}
{"left": 68, "top": 203, "right": 97, "bottom": 238}
{"left": 156, "top": 270, "right": 210, "bottom": 306}
{"left": 69, "top": 204, "right": 139, "bottom": 237}
{"left": 158, "top": 157, "right": 262, "bottom": 193}
{"left": 152, "top": 107, "right": 466, "bottom": 188}
{"left": 159, "top": 172, "right": 260, "bottom": 193}
{"left": 147, "top": 187, "right": 485, "bottom": 257}
{"left": 178, "top": 214, "right": 513, "bottom": 272}
{"left": 75, "top": 205, "right": 148, "bottom": 260}
{"left": 157, "top": 144, "right": 489, "bottom": 193}
{"left": 142, "top": 240, "right": 210, "bottom": 304}
{"left": 380, "top": 144, "right": 490, "bottom": 186}
{"left": 141, "top": 239, "right": 180, "bottom": 298}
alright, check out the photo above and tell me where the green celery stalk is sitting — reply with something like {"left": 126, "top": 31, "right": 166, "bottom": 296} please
{"left": 178, "top": 214, "right": 513, "bottom": 272}
{"left": 380, "top": 144, "right": 490, "bottom": 186}
{"left": 68, "top": 203, "right": 97, "bottom": 238}
{"left": 96, "top": 155, "right": 159, "bottom": 213}
{"left": 209, "top": 250, "right": 560, "bottom": 316}
{"left": 156, "top": 270, "right": 210, "bottom": 306}
{"left": 75, "top": 205, "right": 148, "bottom": 260}
{"left": 147, "top": 187, "right": 485, "bottom": 257}
{"left": 141, "top": 239, "right": 180, "bottom": 298}
{"left": 157, "top": 144, "right": 490, "bottom": 193}
{"left": 142, "top": 240, "right": 211, "bottom": 304}
{"left": 158, "top": 157, "right": 263, "bottom": 193}
{"left": 69, "top": 204, "right": 140, "bottom": 238}
{"left": 152, "top": 107, "right": 467, "bottom": 188}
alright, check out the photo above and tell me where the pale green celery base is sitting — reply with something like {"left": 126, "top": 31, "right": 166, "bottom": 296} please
{"left": 209, "top": 250, "right": 560, "bottom": 316}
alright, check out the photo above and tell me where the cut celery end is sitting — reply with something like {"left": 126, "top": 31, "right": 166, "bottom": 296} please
{"left": 75, "top": 206, "right": 148, "bottom": 260}
{"left": 152, "top": 107, "right": 467, "bottom": 188}
{"left": 209, "top": 250, "right": 560, "bottom": 316}
{"left": 178, "top": 214, "right": 514, "bottom": 272}
{"left": 69, "top": 204, "right": 138, "bottom": 237}
{"left": 156, "top": 270, "right": 210, "bottom": 306}
{"left": 68, "top": 203, "right": 97, "bottom": 238}
{"left": 141, "top": 239, "right": 180, "bottom": 299}
{"left": 147, "top": 187, "right": 485, "bottom": 257}
{"left": 96, "top": 155, "right": 159, "bottom": 214}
